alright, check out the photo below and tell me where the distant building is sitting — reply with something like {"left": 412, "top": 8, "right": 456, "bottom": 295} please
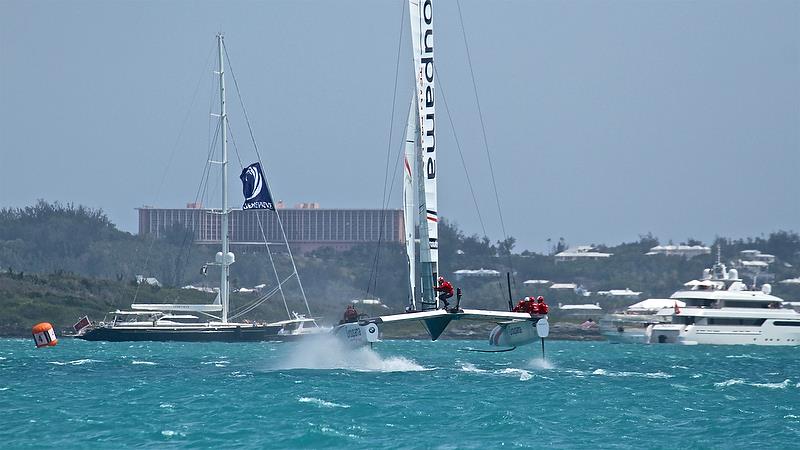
{"left": 136, "top": 275, "right": 162, "bottom": 287}
{"left": 596, "top": 288, "right": 642, "bottom": 299}
{"left": 735, "top": 250, "right": 776, "bottom": 282}
{"left": 554, "top": 246, "right": 612, "bottom": 263}
{"left": 549, "top": 283, "right": 578, "bottom": 290}
{"left": 137, "top": 204, "right": 404, "bottom": 253}
{"left": 739, "top": 250, "right": 776, "bottom": 264}
{"left": 646, "top": 245, "right": 711, "bottom": 258}
{"left": 558, "top": 303, "right": 603, "bottom": 319}
{"left": 523, "top": 279, "right": 551, "bottom": 286}
{"left": 453, "top": 268, "right": 501, "bottom": 281}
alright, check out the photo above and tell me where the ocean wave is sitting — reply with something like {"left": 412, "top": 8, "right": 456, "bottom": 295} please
{"left": 751, "top": 379, "right": 791, "bottom": 389}
{"left": 161, "top": 430, "right": 186, "bottom": 437}
{"left": 497, "top": 368, "right": 532, "bottom": 381}
{"left": 715, "top": 379, "right": 745, "bottom": 387}
{"left": 132, "top": 360, "right": 157, "bottom": 365}
{"left": 460, "top": 363, "right": 488, "bottom": 373}
{"left": 298, "top": 397, "right": 350, "bottom": 409}
{"left": 591, "top": 368, "right": 672, "bottom": 379}
{"left": 724, "top": 354, "right": 763, "bottom": 360}
{"left": 715, "top": 378, "right": 791, "bottom": 389}
{"left": 48, "top": 359, "right": 102, "bottom": 366}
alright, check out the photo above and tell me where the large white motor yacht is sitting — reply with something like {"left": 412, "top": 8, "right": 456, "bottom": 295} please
{"left": 649, "top": 257, "right": 800, "bottom": 346}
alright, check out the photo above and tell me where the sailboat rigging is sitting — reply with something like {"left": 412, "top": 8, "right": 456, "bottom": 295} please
{"left": 332, "top": 0, "right": 549, "bottom": 352}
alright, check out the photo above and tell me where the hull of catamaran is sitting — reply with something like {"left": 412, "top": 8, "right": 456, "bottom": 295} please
{"left": 330, "top": 322, "right": 380, "bottom": 348}
{"left": 76, "top": 324, "right": 284, "bottom": 342}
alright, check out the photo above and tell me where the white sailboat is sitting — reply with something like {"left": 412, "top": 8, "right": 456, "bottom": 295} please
{"left": 332, "top": 0, "right": 549, "bottom": 351}
{"left": 77, "top": 34, "right": 324, "bottom": 342}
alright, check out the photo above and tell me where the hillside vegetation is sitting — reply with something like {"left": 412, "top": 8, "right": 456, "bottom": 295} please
{"left": 1, "top": 200, "right": 799, "bottom": 336}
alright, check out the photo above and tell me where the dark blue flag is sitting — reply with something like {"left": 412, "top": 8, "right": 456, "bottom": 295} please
{"left": 240, "top": 162, "right": 275, "bottom": 210}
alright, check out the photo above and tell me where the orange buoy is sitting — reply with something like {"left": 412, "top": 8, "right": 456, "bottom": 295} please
{"left": 32, "top": 322, "right": 58, "bottom": 348}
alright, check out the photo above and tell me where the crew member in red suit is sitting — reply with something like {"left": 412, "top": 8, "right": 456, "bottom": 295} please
{"left": 434, "top": 276, "right": 455, "bottom": 310}
{"left": 536, "top": 296, "right": 549, "bottom": 314}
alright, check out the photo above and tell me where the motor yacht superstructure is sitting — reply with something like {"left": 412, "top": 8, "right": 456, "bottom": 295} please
{"left": 649, "top": 254, "right": 800, "bottom": 345}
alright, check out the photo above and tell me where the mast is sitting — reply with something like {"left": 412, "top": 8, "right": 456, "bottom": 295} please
{"left": 409, "top": 0, "right": 438, "bottom": 310}
{"left": 403, "top": 101, "right": 417, "bottom": 310}
{"left": 217, "top": 33, "right": 231, "bottom": 323}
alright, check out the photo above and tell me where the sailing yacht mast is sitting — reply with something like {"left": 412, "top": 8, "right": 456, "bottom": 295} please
{"left": 217, "top": 33, "right": 231, "bottom": 324}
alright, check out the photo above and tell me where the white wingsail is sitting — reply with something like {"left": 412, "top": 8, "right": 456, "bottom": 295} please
{"left": 409, "top": 0, "right": 439, "bottom": 310}
{"left": 403, "top": 101, "right": 418, "bottom": 310}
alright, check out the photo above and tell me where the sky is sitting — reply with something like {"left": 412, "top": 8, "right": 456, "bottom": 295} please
{"left": 1, "top": 0, "right": 798, "bottom": 252}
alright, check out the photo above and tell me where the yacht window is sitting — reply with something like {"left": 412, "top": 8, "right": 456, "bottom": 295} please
{"left": 678, "top": 316, "right": 695, "bottom": 325}
{"left": 684, "top": 299, "right": 714, "bottom": 308}
{"left": 726, "top": 301, "right": 770, "bottom": 309}
{"left": 707, "top": 318, "right": 766, "bottom": 326}
{"left": 774, "top": 321, "right": 800, "bottom": 327}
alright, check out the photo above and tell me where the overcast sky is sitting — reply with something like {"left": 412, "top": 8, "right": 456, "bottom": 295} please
{"left": 1, "top": 0, "right": 798, "bottom": 252}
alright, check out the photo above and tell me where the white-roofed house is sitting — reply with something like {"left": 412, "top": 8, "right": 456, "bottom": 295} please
{"left": 453, "top": 268, "right": 501, "bottom": 281}
{"left": 596, "top": 288, "right": 642, "bottom": 299}
{"left": 558, "top": 302, "right": 603, "bottom": 320}
{"left": 645, "top": 245, "right": 710, "bottom": 258}
{"left": 555, "top": 246, "right": 612, "bottom": 263}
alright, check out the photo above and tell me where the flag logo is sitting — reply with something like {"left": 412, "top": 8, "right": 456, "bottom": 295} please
{"left": 240, "top": 162, "right": 275, "bottom": 210}
{"left": 73, "top": 316, "right": 91, "bottom": 333}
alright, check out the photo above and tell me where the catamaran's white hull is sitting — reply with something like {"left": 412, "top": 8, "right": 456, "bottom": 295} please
{"left": 330, "top": 323, "right": 380, "bottom": 348}
{"left": 649, "top": 321, "right": 800, "bottom": 345}
{"left": 489, "top": 321, "right": 543, "bottom": 347}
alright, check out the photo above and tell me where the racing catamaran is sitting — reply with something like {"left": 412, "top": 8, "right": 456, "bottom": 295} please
{"left": 332, "top": 0, "right": 549, "bottom": 351}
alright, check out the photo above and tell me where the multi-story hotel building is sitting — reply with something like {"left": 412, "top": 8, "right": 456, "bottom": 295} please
{"left": 137, "top": 203, "right": 404, "bottom": 253}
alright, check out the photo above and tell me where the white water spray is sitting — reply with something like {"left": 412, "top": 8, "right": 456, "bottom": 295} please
{"left": 269, "top": 335, "right": 427, "bottom": 372}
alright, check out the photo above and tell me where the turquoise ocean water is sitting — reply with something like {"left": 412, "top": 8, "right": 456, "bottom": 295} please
{"left": 1, "top": 337, "right": 798, "bottom": 448}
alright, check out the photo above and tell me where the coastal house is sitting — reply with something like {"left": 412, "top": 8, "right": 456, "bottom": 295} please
{"left": 554, "top": 246, "right": 612, "bottom": 263}
{"left": 453, "top": 268, "right": 501, "bottom": 281}
{"left": 596, "top": 288, "right": 642, "bottom": 299}
{"left": 646, "top": 245, "right": 711, "bottom": 258}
